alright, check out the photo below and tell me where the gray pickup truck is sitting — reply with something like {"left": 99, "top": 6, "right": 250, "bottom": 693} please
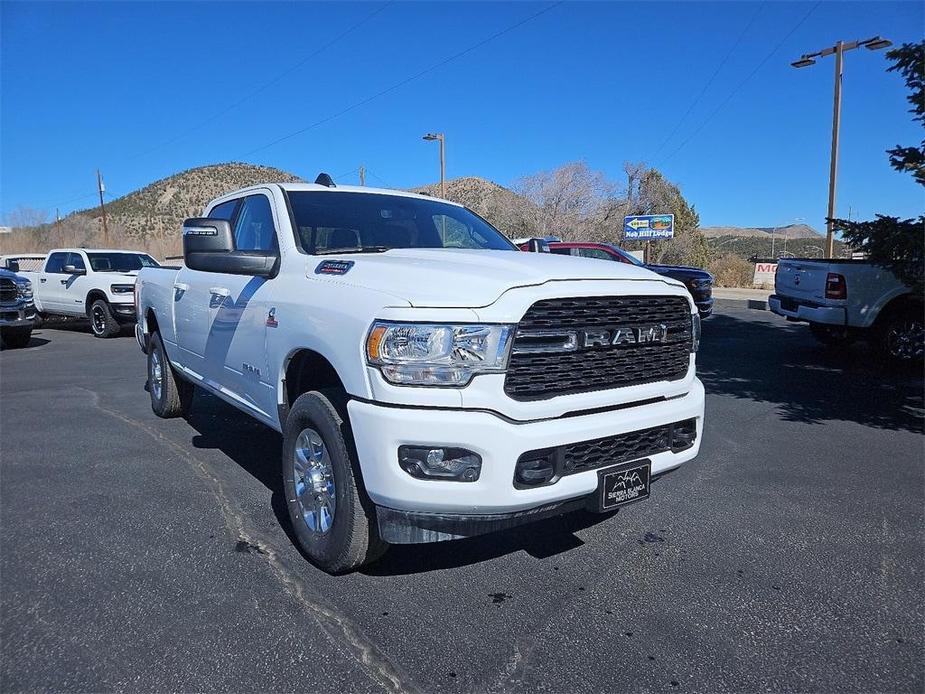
{"left": 0, "top": 265, "right": 36, "bottom": 348}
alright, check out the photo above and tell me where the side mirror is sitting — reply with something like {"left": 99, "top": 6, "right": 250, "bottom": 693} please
{"left": 6, "top": 260, "right": 19, "bottom": 273}
{"left": 527, "top": 238, "right": 551, "bottom": 253}
{"left": 182, "top": 218, "right": 277, "bottom": 278}
{"left": 62, "top": 264, "right": 87, "bottom": 275}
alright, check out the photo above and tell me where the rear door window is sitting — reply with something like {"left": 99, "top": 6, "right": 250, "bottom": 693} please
{"left": 579, "top": 248, "right": 613, "bottom": 261}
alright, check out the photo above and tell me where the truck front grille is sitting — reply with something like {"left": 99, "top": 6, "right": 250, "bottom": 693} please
{"left": 504, "top": 296, "right": 692, "bottom": 400}
{"left": 0, "top": 279, "right": 17, "bottom": 305}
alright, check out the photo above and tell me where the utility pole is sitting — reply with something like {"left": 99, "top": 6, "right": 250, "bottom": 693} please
{"left": 97, "top": 169, "right": 109, "bottom": 246}
{"left": 422, "top": 132, "right": 446, "bottom": 198}
{"left": 791, "top": 35, "right": 892, "bottom": 258}
{"left": 359, "top": 165, "right": 366, "bottom": 186}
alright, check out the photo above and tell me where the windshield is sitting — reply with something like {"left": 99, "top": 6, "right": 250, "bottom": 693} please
{"left": 609, "top": 245, "right": 646, "bottom": 267}
{"left": 86, "top": 253, "right": 159, "bottom": 272}
{"left": 286, "top": 191, "right": 517, "bottom": 254}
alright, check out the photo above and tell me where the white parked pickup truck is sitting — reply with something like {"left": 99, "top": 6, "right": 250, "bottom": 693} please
{"left": 135, "top": 177, "right": 705, "bottom": 573}
{"left": 770, "top": 258, "right": 923, "bottom": 363}
{"left": 19, "top": 248, "right": 160, "bottom": 337}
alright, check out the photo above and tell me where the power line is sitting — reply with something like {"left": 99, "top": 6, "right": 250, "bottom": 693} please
{"left": 365, "top": 170, "right": 392, "bottom": 188}
{"left": 240, "top": 2, "right": 563, "bottom": 158}
{"left": 127, "top": 2, "right": 394, "bottom": 162}
{"left": 39, "top": 3, "right": 393, "bottom": 212}
{"left": 649, "top": 3, "right": 765, "bottom": 162}
{"left": 657, "top": 1, "right": 821, "bottom": 166}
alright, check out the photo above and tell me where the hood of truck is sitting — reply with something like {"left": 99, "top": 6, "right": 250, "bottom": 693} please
{"left": 308, "top": 248, "right": 684, "bottom": 307}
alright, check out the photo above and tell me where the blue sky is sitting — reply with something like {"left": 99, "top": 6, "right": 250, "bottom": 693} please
{"left": 2, "top": 1, "right": 922, "bottom": 230}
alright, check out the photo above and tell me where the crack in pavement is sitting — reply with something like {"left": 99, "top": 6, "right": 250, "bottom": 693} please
{"left": 78, "top": 387, "right": 418, "bottom": 694}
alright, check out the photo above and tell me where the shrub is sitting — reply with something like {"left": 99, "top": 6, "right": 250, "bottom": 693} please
{"left": 708, "top": 254, "right": 753, "bottom": 287}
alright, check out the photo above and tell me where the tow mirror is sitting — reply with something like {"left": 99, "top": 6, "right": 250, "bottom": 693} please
{"left": 62, "top": 264, "right": 86, "bottom": 275}
{"left": 182, "top": 218, "right": 277, "bottom": 278}
{"left": 6, "top": 260, "right": 19, "bottom": 273}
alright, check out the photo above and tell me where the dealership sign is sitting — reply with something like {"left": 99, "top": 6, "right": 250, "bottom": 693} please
{"left": 753, "top": 261, "right": 778, "bottom": 288}
{"left": 624, "top": 214, "right": 675, "bottom": 240}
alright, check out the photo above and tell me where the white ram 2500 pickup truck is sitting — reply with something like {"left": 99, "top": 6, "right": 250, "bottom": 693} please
{"left": 135, "top": 177, "right": 705, "bottom": 573}
{"left": 19, "top": 248, "right": 160, "bottom": 337}
{"left": 770, "top": 258, "right": 922, "bottom": 363}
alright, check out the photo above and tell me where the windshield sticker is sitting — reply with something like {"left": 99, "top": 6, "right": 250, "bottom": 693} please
{"left": 315, "top": 260, "right": 355, "bottom": 276}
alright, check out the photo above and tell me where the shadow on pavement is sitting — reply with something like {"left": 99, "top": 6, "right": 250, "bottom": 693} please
{"left": 699, "top": 311, "right": 923, "bottom": 433}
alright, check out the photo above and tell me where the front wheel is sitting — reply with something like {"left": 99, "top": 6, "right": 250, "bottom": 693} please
{"left": 1, "top": 326, "right": 32, "bottom": 348}
{"left": 282, "top": 391, "right": 386, "bottom": 574}
{"left": 89, "top": 299, "right": 121, "bottom": 338}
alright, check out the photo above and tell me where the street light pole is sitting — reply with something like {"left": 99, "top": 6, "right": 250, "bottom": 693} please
{"left": 422, "top": 132, "right": 446, "bottom": 198}
{"left": 824, "top": 41, "right": 844, "bottom": 259}
{"left": 791, "top": 35, "right": 892, "bottom": 258}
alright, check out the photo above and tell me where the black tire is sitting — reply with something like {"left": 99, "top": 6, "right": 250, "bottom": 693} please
{"left": 31, "top": 313, "right": 45, "bottom": 329}
{"left": 878, "top": 307, "right": 924, "bottom": 366}
{"left": 282, "top": 391, "right": 386, "bottom": 574}
{"left": 809, "top": 322, "right": 853, "bottom": 347}
{"left": 89, "top": 299, "right": 120, "bottom": 338}
{"left": 1, "top": 326, "right": 32, "bottom": 349}
{"left": 148, "top": 332, "right": 193, "bottom": 418}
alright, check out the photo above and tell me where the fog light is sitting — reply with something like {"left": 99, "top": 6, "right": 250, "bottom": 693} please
{"left": 398, "top": 446, "right": 481, "bottom": 482}
{"left": 514, "top": 455, "right": 555, "bottom": 486}
{"left": 670, "top": 419, "right": 697, "bottom": 452}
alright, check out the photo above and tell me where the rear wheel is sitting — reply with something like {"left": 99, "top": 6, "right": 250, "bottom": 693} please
{"left": 879, "top": 309, "right": 924, "bottom": 366}
{"left": 809, "top": 323, "right": 853, "bottom": 347}
{"left": 89, "top": 299, "right": 120, "bottom": 338}
{"left": 148, "top": 331, "right": 193, "bottom": 418}
{"left": 1, "top": 326, "right": 32, "bottom": 348}
{"left": 282, "top": 391, "right": 386, "bottom": 574}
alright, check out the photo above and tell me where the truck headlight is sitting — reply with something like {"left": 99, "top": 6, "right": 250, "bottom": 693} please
{"left": 111, "top": 284, "right": 134, "bottom": 294}
{"left": 366, "top": 321, "right": 515, "bottom": 386}
{"left": 16, "top": 281, "right": 32, "bottom": 299}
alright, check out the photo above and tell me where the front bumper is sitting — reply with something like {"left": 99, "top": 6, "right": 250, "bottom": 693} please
{"left": 0, "top": 303, "right": 36, "bottom": 328}
{"left": 110, "top": 302, "right": 137, "bottom": 323}
{"left": 769, "top": 295, "right": 846, "bottom": 326}
{"left": 348, "top": 378, "right": 704, "bottom": 525}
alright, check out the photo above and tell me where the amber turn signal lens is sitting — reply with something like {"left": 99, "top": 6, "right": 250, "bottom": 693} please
{"left": 366, "top": 325, "right": 388, "bottom": 361}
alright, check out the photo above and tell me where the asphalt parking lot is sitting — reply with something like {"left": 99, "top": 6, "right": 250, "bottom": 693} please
{"left": 1, "top": 304, "right": 922, "bottom": 693}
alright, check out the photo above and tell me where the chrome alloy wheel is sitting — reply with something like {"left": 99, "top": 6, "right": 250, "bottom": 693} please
{"left": 887, "top": 318, "right": 924, "bottom": 361}
{"left": 293, "top": 428, "right": 336, "bottom": 534}
{"left": 149, "top": 349, "right": 163, "bottom": 401}
{"left": 91, "top": 305, "right": 107, "bottom": 334}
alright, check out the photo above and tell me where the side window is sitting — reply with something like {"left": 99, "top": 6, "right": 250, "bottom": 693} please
{"left": 549, "top": 246, "right": 572, "bottom": 256}
{"left": 233, "top": 195, "right": 278, "bottom": 252}
{"left": 67, "top": 252, "right": 86, "bottom": 271}
{"left": 579, "top": 248, "right": 613, "bottom": 261}
{"left": 44, "top": 252, "right": 68, "bottom": 273}
{"left": 209, "top": 199, "right": 240, "bottom": 221}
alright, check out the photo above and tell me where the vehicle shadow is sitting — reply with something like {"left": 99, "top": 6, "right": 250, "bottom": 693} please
{"left": 184, "top": 389, "right": 610, "bottom": 573}
{"left": 0, "top": 336, "right": 51, "bottom": 350}
{"left": 699, "top": 309, "right": 923, "bottom": 433}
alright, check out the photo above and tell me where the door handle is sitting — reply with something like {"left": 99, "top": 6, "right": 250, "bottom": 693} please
{"left": 209, "top": 287, "right": 231, "bottom": 297}
{"left": 60, "top": 279, "right": 69, "bottom": 285}
{"left": 40, "top": 278, "right": 47, "bottom": 283}
{"left": 173, "top": 283, "right": 190, "bottom": 292}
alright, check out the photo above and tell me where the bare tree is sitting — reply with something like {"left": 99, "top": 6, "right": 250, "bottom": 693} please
{"left": 4, "top": 206, "right": 49, "bottom": 229}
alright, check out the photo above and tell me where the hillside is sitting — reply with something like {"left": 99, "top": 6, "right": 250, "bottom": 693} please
{"left": 75, "top": 162, "right": 305, "bottom": 239}
{"left": 699, "top": 223, "right": 822, "bottom": 240}
{"left": 0, "top": 163, "right": 305, "bottom": 257}
{"left": 706, "top": 235, "right": 846, "bottom": 259}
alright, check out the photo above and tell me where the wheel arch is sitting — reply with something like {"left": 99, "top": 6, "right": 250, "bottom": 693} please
{"left": 85, "top": 289, "right": 108, "bottom": 316}
{"left": 874, "top": 292, "right": 923, "bottom": 327}
{"left": 280, "top": 348, "right": 349, "bottom": 426}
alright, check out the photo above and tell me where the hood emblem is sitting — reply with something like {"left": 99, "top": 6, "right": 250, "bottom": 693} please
{"left": 315, "top": 260, "right": 355, "bottom": 276}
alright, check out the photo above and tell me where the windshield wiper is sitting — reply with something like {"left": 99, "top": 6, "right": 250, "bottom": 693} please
{"left": 316, "top": 246, "right": 391, "bottom": 255}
